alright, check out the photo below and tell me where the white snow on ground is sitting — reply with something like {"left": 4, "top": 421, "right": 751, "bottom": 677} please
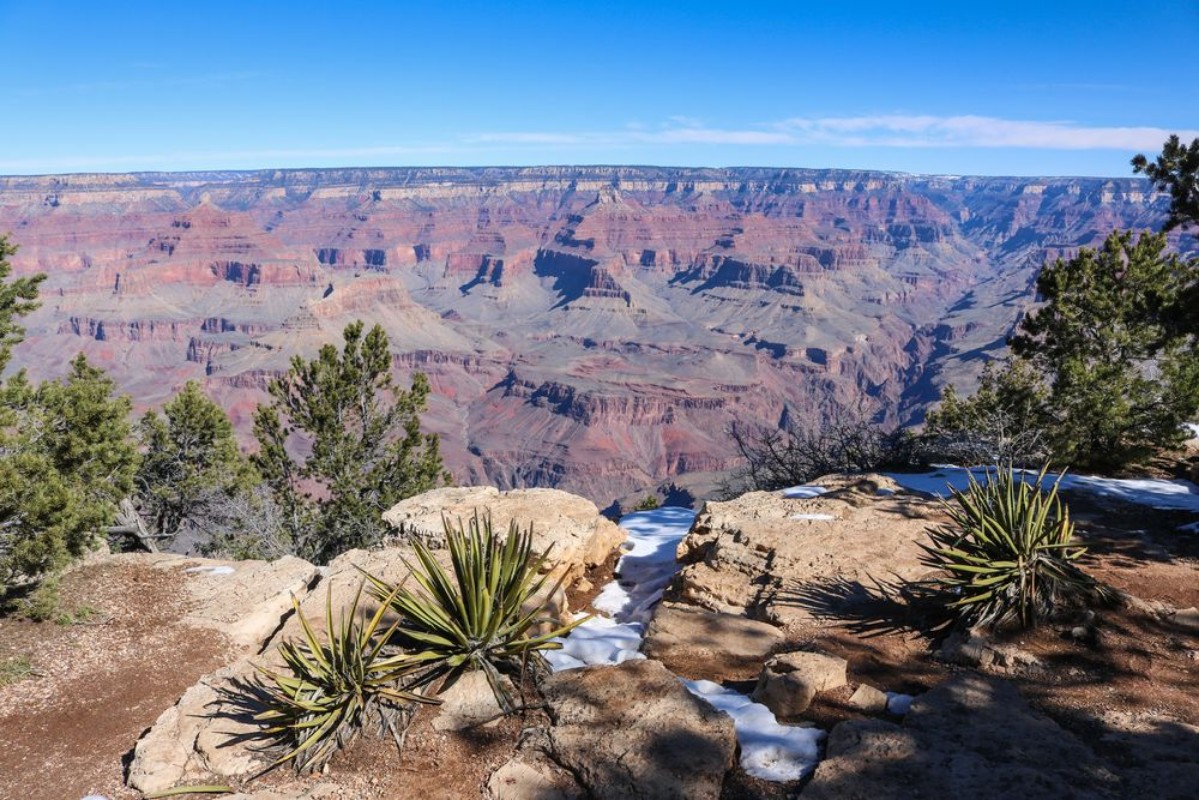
{"left": 1184, "top": 422, "right": 1199, "bottom": 443}
{"left": 790, "top": 513, "right": 835, "bottom": 521}
{"left": 781, "top": 485, "right": 829, "bottom": 499}
{"left": 544, "top": 507, "right": 694, "bottom": 672}
{"left": 184, "top": 565, "right": 235, "bottom": 575}
{"left": 683, "top": 679, "right": 826, "bottom": 782}
{"left": 545, "top": 505, "right": 829, "bottom": 782}
{"left": 885, "top": 466, "right": 1199, "bottom": 513}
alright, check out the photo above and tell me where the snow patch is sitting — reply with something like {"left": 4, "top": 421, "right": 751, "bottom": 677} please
{"left": 184, "top": 565, "right": 235, "bottom": 576}
{"left": 547, "top": 505, "right": 826, "bottom": 783}
{"left": 780, "top": 485, "right": 829, "bottom": 499}
{"left": 683, "top": 679, "right": 826, "bottom": 781}
{"left": 886, "top": 466, "right": 1199, "bottom": 513}
{"left": 790, "top": 513, "right": 835, "bottom": 521}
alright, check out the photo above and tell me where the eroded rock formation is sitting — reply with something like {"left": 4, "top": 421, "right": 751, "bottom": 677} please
{"left": 1, "top": 167, "right": 1190, "bottom": 505}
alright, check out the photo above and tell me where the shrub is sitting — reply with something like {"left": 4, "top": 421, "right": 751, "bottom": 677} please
{"left": 921, "top": 359, "right": 1052, "bottom": 467}
{"left": 724, "top": 417, "right": 916, "bottom": 496}
{"left": 632, "top": 495, "right": 660, "bottom": 511}
{"left": 0, "top": 654, "right": 33, "bottom": 687}
{"left": 364, "top": 513, "right": 583, "bottom": 712}
{"left": 919, "top": 465, "right": 1110, "bottom": 630}
{"left": 251, "top": 583, "right": 434, "bottom": 774}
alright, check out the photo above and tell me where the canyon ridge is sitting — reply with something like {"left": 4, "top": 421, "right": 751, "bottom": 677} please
{"left": 0, "top": 166, "right": 1190, "bottom": 506}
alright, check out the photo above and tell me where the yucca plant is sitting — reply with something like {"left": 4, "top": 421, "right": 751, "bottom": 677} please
{"left": 920, "top": 464, "right": 1109, "bottom": 630}
{"left": 250, "top": 582, "right": 436, "bottom": 775}
{"left": 363, "top": 512, "right": 585, "bottom": 712}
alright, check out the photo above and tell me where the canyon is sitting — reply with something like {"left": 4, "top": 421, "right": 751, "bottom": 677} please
{"left": 0, "top": 166, "right": 1189, "bottom": 506}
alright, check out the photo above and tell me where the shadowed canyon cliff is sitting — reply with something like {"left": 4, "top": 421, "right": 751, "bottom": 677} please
{"left": 0, "top": 166, "right": 1190, "bottom": 505}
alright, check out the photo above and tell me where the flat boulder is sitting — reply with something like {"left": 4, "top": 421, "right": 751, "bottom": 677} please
{"left": 540, "top": 659, "right": 737, "bottom": 800}
{"left": 641, "top": 602, "right": 784, "bottom": 681}
{"left": 667, "top": 474, "right": 939, "bottom": 633}
{"left": 803, "top": 673, "right": 1120, "bottom": 800}
{"left": 383, "top": 486, "right": 625, "bottom": 585}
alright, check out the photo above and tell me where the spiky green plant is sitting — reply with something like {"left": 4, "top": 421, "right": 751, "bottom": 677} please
{"left": 251, "top": 582, "right": 435, "bottom": 774}
{"left": 920, "top": 465, "right": 1109, "bottom": 629}
{"left": 364, "top": 512, "right": 585, "bottom": 712}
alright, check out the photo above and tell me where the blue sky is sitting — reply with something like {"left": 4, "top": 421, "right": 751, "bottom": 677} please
{"left": 2, "top": 1, "right": 1196, "bottom": 177}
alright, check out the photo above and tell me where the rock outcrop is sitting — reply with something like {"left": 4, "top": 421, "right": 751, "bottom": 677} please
{"left": 535, "top": 659, "right": 738, "bottom": 800}
{"left": 666, "top": 475, "right": 939, "bottom": 631}
{"left": 802, "top": 674, "right": 1121, "bottom": 800}
{"left": 382, "top": 486, "right": 624, "bottom": 585}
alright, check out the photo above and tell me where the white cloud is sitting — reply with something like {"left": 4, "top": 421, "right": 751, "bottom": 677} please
{"left": 475, "top": 115, "right": 1199, "bottom": 151}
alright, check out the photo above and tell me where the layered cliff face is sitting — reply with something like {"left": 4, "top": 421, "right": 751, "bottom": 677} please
{"left": 0, "top": 167, "right": 1188, "bottom": 505}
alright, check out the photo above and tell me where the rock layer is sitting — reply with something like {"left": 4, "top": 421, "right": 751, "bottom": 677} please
{"left": 2, "top": 167, "right": 1189, "bottom": 506}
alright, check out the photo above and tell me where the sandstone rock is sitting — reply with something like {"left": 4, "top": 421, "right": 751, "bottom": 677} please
{"left": 1167, "top": 606, "right": 1199, "bottom": 633}
{"left": 486, "top": 749, "right": 584, "bottom": 800}
{"left": 269, "top": 546, "right": 416, "bottom": 647}
{"left": 803, "top": 673, "right": 1119, "bottom": 800}
{"left": 176, "top": 555, "right": 320, "bottom": 649}
{"left": 641, "top": 602, "right": 784, "bottom": 681}
{"left": 847, "top": 683, "right": 889, "bottom": 714}
{"left": 751, "top": 650, "right": 847, "bottom": 717}
{"left": 383, "top": 486, "right": 624, "bottom": 581}
{"left": 541, "top": 659, "right": 737, "bottom": 799}
{"left": 432, "top": 670, "right": 508, "bottom": 732}
{"left": 938, "top": 628, "right": 1043, "bottom": 675}
{"left": 667, "top": 476, "right": 939, "bottom": 631}
{"left": 127, "top": 658, "right": 267, "bottom": 794}
{"left": 1093, "top": 710, "right": 1199, "bottom": 799}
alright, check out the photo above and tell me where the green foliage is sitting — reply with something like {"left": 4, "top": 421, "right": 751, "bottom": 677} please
{"left": 364, "top": 513, "right": 583, "bottom": 713}
{"left": 2, "top": 355, "right": 138, "bottom": 589}
{"left": 1009, "top": 230, "right": 1199, "bottom": 470}
{"left": 0, "top": 235, "right": 45, "bottom": 377}
{"left": 1132, "top": 134, "right": 1199, "bottom": 231}
{"left": 12, "top": 574, "right": 62, "bottom": 622}
{"left": 0, "top": 654, "right": 34, "bottom": 687}
{"left": 920, "top": 466, "right": 1109, "bottom": 630}
{"left": 252, "top": 583, "right": 433, "bottom": 774}
{"left": 253, "top": 320, "right": 449, "bottom": 563}
{"left": 632, "top": 495, "right": 660, "bottom": 511}
{"left": 923, "top": 359, "right": 1052, "bottom": 466}
{"left": 137, "top": 381, "right": 257, "bottom": 544}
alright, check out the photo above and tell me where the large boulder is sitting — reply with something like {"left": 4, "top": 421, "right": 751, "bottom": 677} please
{"left": 539, "top": 659, "right": 737, "bottom": 799}
{"left": 641, "top": 602, "right": 784, "bottom": 681}
{"left": 668, "top": 475, "right": 939, "bottom": 632}
{"left": 178, "top": 555, "right": 320, "bottom": 649}
{"left": 127, "top": 658, "right": 267, "bottom": 794}
{"left": 802, "top": 673, "right": 1120, "bottom": 800}
{"left": 382, "top": 486, "right": 625, "bottom": 585}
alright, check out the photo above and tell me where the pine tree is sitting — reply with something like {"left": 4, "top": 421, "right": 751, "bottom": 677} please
{"left": 0, "top": 235, "right": 44, "bottom": 378}
{"left": 136, "top": 380, "right": 256, "bottom": 544}
{"left": 1008, "top": 231, "right": 1199, "bottom": 470}
{"left": 253, "top": 321, "right": 449, "bottom": 563}
{"left": 1, "top": 355, "right": 138, "bottom": 588}
{"left": 923, "top": 358, "right": 1051, "bottom": 465}
{"left": 1132, "top": 134, "right": 1199, "bottom": 231}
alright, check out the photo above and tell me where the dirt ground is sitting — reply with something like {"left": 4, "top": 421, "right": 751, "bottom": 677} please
{"left": 1, "top": 484, "right": 1196, "bottom": 800}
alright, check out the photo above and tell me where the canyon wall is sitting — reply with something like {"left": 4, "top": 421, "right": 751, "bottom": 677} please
{"left": 0, "top": 166, "right": 1188, "bottom": 505}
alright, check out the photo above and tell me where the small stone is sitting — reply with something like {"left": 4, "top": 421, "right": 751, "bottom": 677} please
{"left": 751, "top": 651, "right": 848, "bottom": 718}
{"left": 1168, "top": 606, "right": 1199, "bottom": 633}
{"left": 433, "top": 670, "right": 509, "bottom": 731}
{"left": 574, "top": 578, "right": 594, "bottom": 594}
{"left": 847, "top": 683, "right": 889, "bottom": 714}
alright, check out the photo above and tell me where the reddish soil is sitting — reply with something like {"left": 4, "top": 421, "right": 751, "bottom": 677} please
{"left": 0, "top": 560, "right": 234, "bottom": 800}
